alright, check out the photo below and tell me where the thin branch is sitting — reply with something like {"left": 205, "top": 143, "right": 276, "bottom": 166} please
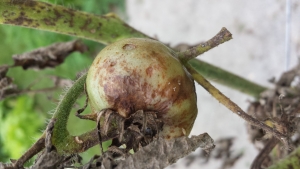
{"left": 178, "top": 27, "right": 267, "bottom": 98}
{"left": 184, "top": 63, "right": 290, "bottom": 148}
{"left": 13, "top": 137, "right": 46, "bottom": 168}
{"left": 178, "top": 27, "right": 232, "bottom": 63}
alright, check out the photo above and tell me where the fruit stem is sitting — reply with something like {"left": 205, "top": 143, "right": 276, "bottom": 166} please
{"left": 51, "top": 74, "right": 119, "bottom": 154}
{"left": 14, "top": 74, "right": 118, "bottom": 165}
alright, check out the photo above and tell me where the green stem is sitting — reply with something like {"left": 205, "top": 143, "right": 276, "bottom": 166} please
{"left": 51, "top": 74, "right": 119, "bottom": 154}
{"left": 188, "top": 58, "right": 267, "bottom": 98}
{"left": 51, "top": 74, "right": 86, "bottom": 153}
{"left": 0, "top": 0, "right": 148, "bottom": 44}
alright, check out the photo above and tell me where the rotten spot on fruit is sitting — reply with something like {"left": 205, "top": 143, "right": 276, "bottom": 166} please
{"left": 122, "top": 43, "right": 136, "bottom": 50}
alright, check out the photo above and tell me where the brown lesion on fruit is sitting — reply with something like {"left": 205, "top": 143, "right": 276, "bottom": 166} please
{"left": 101, "top": 59, "right": 116, "bottom": 74}
{"left": 122, "top": 44, "right": 136, "bottom": 50}
{"left": 146, "top": 66, "right": 153, "bottom": 77}
{"left": 102, "top": 68, "right": 195, "bottom": 121}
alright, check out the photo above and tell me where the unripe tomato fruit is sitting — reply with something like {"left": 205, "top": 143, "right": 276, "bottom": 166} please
{"left": 86, "top": 38, "right": 197, "bottom": 139}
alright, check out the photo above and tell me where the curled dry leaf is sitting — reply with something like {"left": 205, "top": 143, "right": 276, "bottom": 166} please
{"left": 184, "top": 137, "right": 243, "bottom": 169}
{"left": 13, "top": 40, "right": 88, "bottom": 69}
{"left": 79, "top": 133, "right": 214, "bottom": 169}
{"left": 0, "top": 65, "right": 19, "bottom": 100}
{"left": 115, "top": 133, "right": 214, "bottom": 169}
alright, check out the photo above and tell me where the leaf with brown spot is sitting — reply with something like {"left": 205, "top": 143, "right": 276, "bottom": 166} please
{"left": 12, "top": 40, "right": 88, "bottom": 70}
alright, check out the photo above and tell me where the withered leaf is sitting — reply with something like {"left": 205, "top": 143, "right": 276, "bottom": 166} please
{"left": 0, "top": 65, "right": 8, "bottom": 78}
{"left": 13, "top": 40, "right": 88, "bottom": 70}
{"left": 0, "top": 65, "right": 19, "bottom": 100}
{"left": 276, "top": 63, "right": 300, "bottom": 87}
{"left": 115, "top": 133, "right": 214, "bottom": 169}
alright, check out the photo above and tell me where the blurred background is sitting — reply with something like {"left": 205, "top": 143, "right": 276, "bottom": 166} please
{"left": 0, "top": 0, "right": 299, "bottom": 168}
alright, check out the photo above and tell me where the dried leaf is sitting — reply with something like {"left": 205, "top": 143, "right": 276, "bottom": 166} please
{"left": 115, "top": 133, "right": 214, "bottom": 169}
{"left": 13, "top": 40, "right": 88, "bottom": 70}
{"left": 0, "top": 65, "right": 19, "bottom": 100}
{"left": 276, "top": 63, "right": 300, "bottom": 87}
{"left": 0, "top": 65, "right": 8, "bottom": 78}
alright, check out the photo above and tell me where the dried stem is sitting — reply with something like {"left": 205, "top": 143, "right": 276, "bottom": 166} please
{"left": 251, "top": 137, "right": 279, "bottom": 169}
{"left": 178, "top": 27, "right": 232, "bottom": 63}
{"left": 184, "top": 63, "right": 290, "bottom": 148}
{"left": 13, "top": 137, "right": 45, "bottom": 168}
{"left": 177, "top": 27, "right": 266, "bottom": 98}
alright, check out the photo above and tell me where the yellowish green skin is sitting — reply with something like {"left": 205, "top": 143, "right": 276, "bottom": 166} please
{"left": 86, "top": 38, "right": 198, "bottom": 139}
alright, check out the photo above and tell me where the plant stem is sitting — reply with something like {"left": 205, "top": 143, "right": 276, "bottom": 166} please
{"left": 184, "top": 63, "right": 290, "bottom": 148}
{"left": 251, "top": 137, "right": 279, "bottom": 169}
{"left": 50, "top": 74, "right": 118, "bottom": 154}
{"left": 178, "top": 27, "right": 232, "bottom": 63}
{"left": 188, "top": 59, "right": 267, "bottom": 98}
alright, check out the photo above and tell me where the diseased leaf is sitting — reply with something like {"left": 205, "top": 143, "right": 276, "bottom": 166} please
{"left": 12, "top": 40, "right": 88, "bottom": 69}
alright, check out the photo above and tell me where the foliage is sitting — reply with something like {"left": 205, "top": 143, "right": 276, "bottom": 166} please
{"left": 0, "top": 96, "right": 44, "bottom": 161}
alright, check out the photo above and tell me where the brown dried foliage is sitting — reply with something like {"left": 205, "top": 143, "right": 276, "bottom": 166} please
{"left": 0, "top": 65, "right": 19, "bottom": 100}
{"left": 248, "top": 63, "right": 300, "bottom": 168}
{"left": 12, "top": 40, "right": 87, "bottom": 69}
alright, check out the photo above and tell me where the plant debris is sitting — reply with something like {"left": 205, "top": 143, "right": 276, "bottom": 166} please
{"left": 182, "top": 137, "right": 243, "bottom": 169}
{"left": 74, "top": 133, "right": 214, "bottom": 169}
{"left": 0, "top": 107, "right": 214, "bottom": 169}
{"left": 0, "top": 65, "right": 19, "bottom": 100}
{"left": 12, "top": 40, "right": 87, "bottom": 69}
{"left": 247, "top": 63, "right": 300, "bottom": 168}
